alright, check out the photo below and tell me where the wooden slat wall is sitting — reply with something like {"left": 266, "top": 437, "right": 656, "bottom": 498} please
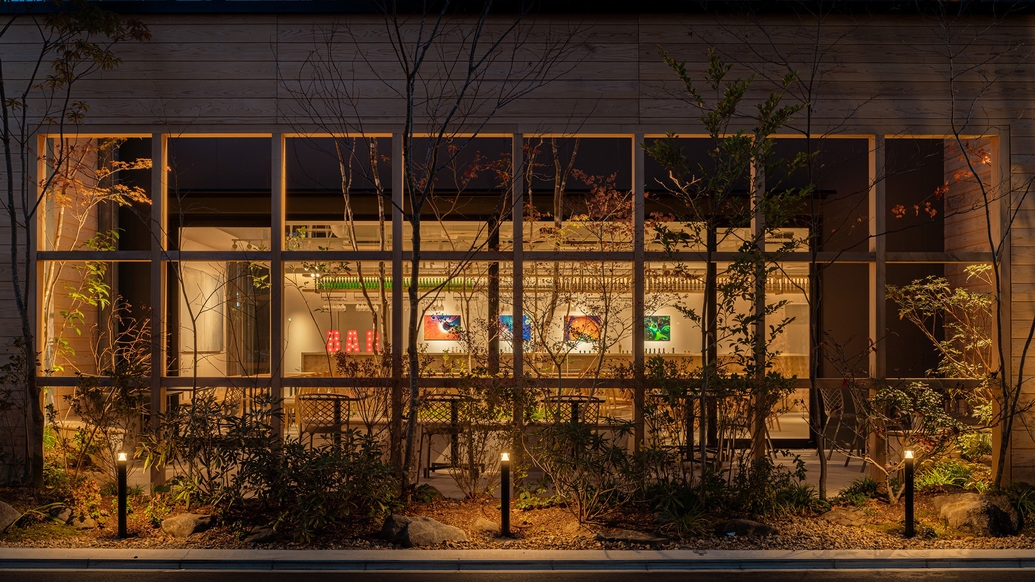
{"left": 4, "top": 10, "right": 1035, "bottom": 479}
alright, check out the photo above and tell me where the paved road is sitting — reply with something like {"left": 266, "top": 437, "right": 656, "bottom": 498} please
{"left": 3, "top": 571, "right": 1034, "bottom": 582}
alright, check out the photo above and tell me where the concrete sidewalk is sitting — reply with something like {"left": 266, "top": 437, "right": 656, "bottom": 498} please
{"left": 3, "top": 548, "right": 1035, "bottom": 571}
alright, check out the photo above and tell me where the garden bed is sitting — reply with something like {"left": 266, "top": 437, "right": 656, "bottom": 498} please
{"left": 4, "top": 487, "right": 1035, "bottom": 551}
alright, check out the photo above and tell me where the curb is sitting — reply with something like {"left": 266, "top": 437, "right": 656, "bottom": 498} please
{"left": 3, "top": 548, "right": 1035, "bottom": 571}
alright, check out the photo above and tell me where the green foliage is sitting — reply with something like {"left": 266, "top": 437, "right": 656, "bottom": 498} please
{"left": 915, "top": 460, "right": 973, "bottom": 491}
{"left": 835, "top": 476, "right": 880, "bottom": 506}
{"left": 641, "top": 477, "right": 708, "bottom": 535}
{"left": 514, "top": 478, "right": 564, "bottom": 511}
{"left": 643, "top": 46, "right": 810, "bottom": 460}
{"left": 244, "top": 435, "right": 400, "bottom": 543}
{"left": 144, "top": 491, "right": 173, "bottom": 528}
{"left": 140, "top": 392, "right": 399, "bottom": 542}
{"left": 528, "top": 420, "right": 636, "bottom": 523}
{"left": 412, "top": 483, "right": 441, "bottom": 503}
{"left": 1007, "top": 482, "right": 1035, "bottom": 524}
{"left": 958, "top": 431, "right": 993, "bottom": 462}
{"left": 718, "top": 455, "right": 820, "bottom": 518}
{"left": 886, "top": 265, "right": 995, "bottom": 382}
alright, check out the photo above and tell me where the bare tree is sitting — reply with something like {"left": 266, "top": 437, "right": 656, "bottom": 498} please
{"left": 0, "top": 0, "right": 148, "bottom": 486}
{"left": 281, "top": 2, "right": 584, "bottom": 492}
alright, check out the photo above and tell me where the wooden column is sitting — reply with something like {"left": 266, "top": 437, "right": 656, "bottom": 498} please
{"left": 150, "top": 133, "right": 168, "bottom": 486}
{"left": 868, "top": 135, "right": 887, "bottom": 478}
{"left": 632, "top": 134, "right": 645, "bottom": 452}
{"left": 270, "top": 134, "right": 285, "bottom": 436}
{"left": 750, "top": 153, "right": 767, "bottom": 460}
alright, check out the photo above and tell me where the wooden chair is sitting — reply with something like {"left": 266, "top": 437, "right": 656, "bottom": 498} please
{"left": 296, "top": 388, "right": 355, "bottom": 447}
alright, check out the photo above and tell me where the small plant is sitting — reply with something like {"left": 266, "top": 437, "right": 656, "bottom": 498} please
{"left": 144, "top": 491, "right": 173, "bottom": 528}
{"left": 527, "top": 419, "right": 636, "bottom": 523}
{"left": 720, "top": 454, "right": 819, "bottom": 518}
{"left": 916, "top": 460, "right": 972, "bottom": 491}
{"left": 958, "top": 431, "right": 993, "bottom": 462}
{"left": 835, "top": 476, "right": 880, "bottom": 507}
{"left": 514, "top": 478, "right": 563, "bottom": 511}
{"left": 412, "top": 483, "right": 441, "bottom": 503}
{"left": 1007, "top": 482, "right": 1035, "bottom": 524}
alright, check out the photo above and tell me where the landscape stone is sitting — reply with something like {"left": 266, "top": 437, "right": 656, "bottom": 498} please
{"left": 381, "top": 514, "right": 468, "bottom": 547}
{"left": 71, "top": 515, "right": 97, "bottom": 530}
{"left": 821, "top": 507, "right": 867, "bottom": 527}
{"left": 720, "top": 518, "right": 778, "bottom": 537}
{"left": 50, "top": 506, "right": 72, "bottom": 524}
{"left": 161, "top": 513, "right": 214, "bottom": 538}
{"left": 472, "top": 517, "right": 499, "bottom": 533}
{"left": 243, "top": 525, "right": 277, "bottom": 544}
{"left": 0, "top": 501, "right": 21, "bottom": 532}
{"left": 595, "top": 528, "right": 668, "bottom": 544}
{"left": 933, "top": 493, "right": 1020, "bottom": 537}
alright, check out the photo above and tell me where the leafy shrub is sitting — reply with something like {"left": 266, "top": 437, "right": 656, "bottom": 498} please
{"left": 835, "top": 476, "right": 880, "bottom": 506}
{"left": 243, "top": 433, "right": 399, "bottom": 542}
{"left": 642, "top": 479, "right": 707, "bottom": 535}
{"left": 958, "top": 431, "right": 992, "bottom": 462}
{"left": 1007, "top": 482, "right": 1035, "bottom": 525}
{"left": 916, "top": 460, "right": 971, "bottom": 491}
{"left": 144, "top": 491, "right": 172, "bottom": 528}
{"left": 514, "top": 478, "right": 563, "bottom": 510}
{"left": 720, "top": 455, "right": 819, "bottom": 518}
{"left": 527, "top": 420, "right": 636, "bottom": 523}
{"left": 141, "top": 391, "right": 400, "bottom": 541}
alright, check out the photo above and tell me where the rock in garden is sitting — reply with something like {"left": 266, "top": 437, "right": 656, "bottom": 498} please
{"left": 595, "top": 528, "right": 668, "bottom": 544}
{"left": 161, "top": 513, "right": 214, "bottom": 538}
{"left": 243, "top": 525, "right": 277, "bottom": 544}
{"left": 0, "top": 501, "right": 21, "bottom": 532}
{"left": 821, "top": 507, "right": 867, "bottom": 527}
{"left": 719, "top": 519, "right": 778, "bottom": 537}
{"left": 472, "top": 517, "right": 499, "bottom": 533}
{"left": 381, "top": 514, "right": 468, "bottom": 547}
{"left": 49, "top": 506, "right": 72, "bottom": 524}
{"left": 71, "top": 515, "right": 97, "bottom": 530}
{"left": 933, "top": 493, "right": 1020, "bottom": 537}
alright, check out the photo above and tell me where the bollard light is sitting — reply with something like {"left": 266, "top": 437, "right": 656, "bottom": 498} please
{"left": 500, "top": 452, "right": 511, "bottom": 537}
{"left": 117, "top": 451, "right": 128, "bottom": 538}
{"left": 903, "top": 449, "right": 915, "bottom": 538}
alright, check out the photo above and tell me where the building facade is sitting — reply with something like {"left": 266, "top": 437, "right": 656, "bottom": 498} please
{"left": 1, "top": 1, "right": 1032, "bottom": 483}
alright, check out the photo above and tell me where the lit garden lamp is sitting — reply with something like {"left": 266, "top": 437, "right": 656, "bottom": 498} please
{"left": 904, "top": 449, "right": 915, "bottom": 538}
{"left": 500, "top": 452, "right": 511, "bottom": 537}
{"left": 117, "top": 452, "right": 128, "bottom": 539}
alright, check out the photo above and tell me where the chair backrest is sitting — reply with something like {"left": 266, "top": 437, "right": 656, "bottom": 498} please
{"left": 818, "top": 385, "right": 845, "bottom": 417}
{"left": 296, "top": 395, "right": 346, "bottom": 434}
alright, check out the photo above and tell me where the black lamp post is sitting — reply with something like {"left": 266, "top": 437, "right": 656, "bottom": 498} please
{"left": 117, "top": 451, "right": 128, "bottom": 538}
{"left": 500, "top": 452, "right": 511, "bottom": 537}
{"left": 904, "top": 449, "right": 915, "bottom": 538}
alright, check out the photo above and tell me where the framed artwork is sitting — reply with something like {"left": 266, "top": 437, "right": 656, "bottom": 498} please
{"left": 423, "top": 314, "right": 462, "bottom": 340}
{"left": 644, "top": 315, "right": 671, "bottom": 342}
{"left": 498, "top": 315, "right": 532, "bottom": 342}
{"left": 564, "top": 315, "right": 601, "bottom": 342}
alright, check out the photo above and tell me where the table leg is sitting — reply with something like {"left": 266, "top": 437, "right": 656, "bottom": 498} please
{"left": 333, "top": 401, "right": 342, "bottom": 446}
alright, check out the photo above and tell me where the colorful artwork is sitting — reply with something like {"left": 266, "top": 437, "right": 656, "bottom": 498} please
{"left": 564, "top": 315, "right": 602, "bottom": 342}
{"left": 498, "top": 315, "right": 532, "bottom": 342}
{"left": 423, "top": 314, "right": 462, "bottom": 341}
{"left": 644, "top": 315, "right": 671, "bottom": 342}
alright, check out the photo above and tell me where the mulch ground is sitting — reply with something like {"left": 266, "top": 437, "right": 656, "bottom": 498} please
{"left": 4, "top": 486, "right": 1035, "bottom": 551}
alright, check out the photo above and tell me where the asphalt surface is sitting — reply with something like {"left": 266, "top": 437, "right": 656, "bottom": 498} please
{"left": 3, "top": 547, "right": 1035, "bottom": 573}
{"left": 0, "top": 570, "right": 1032, "bottom": 582}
